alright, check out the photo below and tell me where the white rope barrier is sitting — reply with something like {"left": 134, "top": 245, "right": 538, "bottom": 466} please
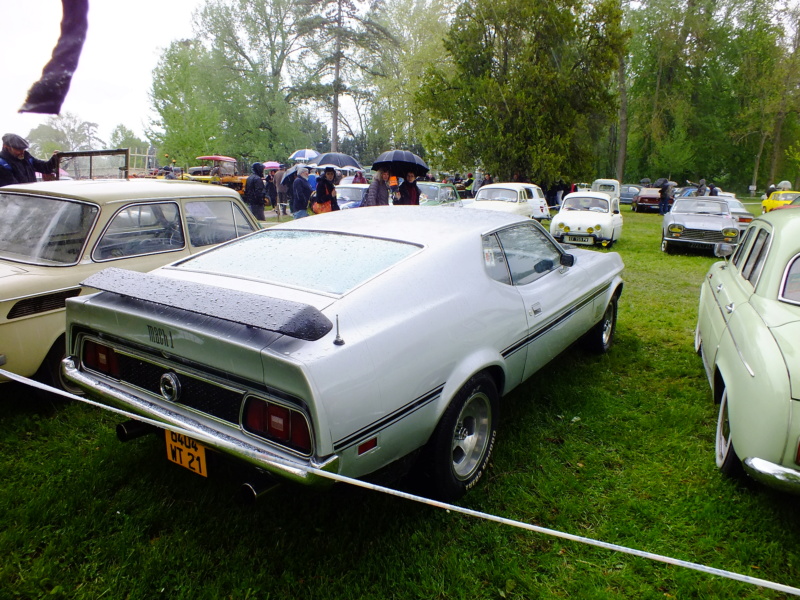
{"left": 4, "top": 368, "right": 799, "bottom": 596}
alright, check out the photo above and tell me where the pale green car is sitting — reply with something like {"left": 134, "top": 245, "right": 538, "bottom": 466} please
{"left": 0, "top": 179, "right": 260, "bottom": 390}
{"left": 696, "top": 209, "right": 800, "bottom": 492}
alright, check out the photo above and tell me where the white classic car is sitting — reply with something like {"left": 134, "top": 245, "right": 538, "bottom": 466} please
{"left": 696, "top": 209, "right": 800, "bottom": 493}
{"left": 0, "top": 179, "right": 260, "bottom": 390}
{"left": 62, "top": 207, "right": 624, "bottom": 501}
{"left": 550, "top": 192, "right": 623, "bottom": 247}
{"left": 466, "top": 182, "right": 550, "bottom": 220}
{"left": 590, "top": 178, "right": 620, "bottom": 202}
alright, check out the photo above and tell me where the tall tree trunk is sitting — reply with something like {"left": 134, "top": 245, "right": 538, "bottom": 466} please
{"left": 752, "top": 129, "right": 768, "bottom": 190}
{"left": 615, "top": 54, "right": 628, "bottom": 182}
{"left": 768, "top": 108, "right": 786, "bottom": 185}
{"left": 330, "top": 0, "right": 343, "bottom": 152}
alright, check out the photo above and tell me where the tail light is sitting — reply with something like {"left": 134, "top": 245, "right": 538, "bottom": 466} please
{"left": 243, "top": 398, "right": 312, "bottom": 454}
{"left": 82, "top": 340, "right": 120, "bottom": 378}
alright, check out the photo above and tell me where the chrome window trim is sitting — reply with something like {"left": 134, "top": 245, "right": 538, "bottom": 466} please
{"left": 91, "top": 200, "right": 186, "bottom": 263}
{"left": 778, "top": 252, "right": 800, "bottom": 307}
{"left": 0, "top": 193, "right": 100, "bottom": 267}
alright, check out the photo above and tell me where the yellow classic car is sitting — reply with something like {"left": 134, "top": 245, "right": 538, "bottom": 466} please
{"left": 0, "top": 179, "right": 260, "bottom": 392}
{"left": 761, "top": 190, "right": 800, "bottom": 213}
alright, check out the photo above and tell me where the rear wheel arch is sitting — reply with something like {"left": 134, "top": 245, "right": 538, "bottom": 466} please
{"left": 424, "top": 369, "right": 500, "bottom": 501}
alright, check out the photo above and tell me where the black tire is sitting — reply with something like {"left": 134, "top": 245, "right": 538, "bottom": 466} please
{"left": 715, "top": 386, "right": 744, "bottom": 477}
{"left": 34, "top": 337, "right": 84, "bottom": 398}
{"left": 631, "top": 203, "right": 637, "bottom": 212}
{"left": 585, "top": 295, "right": 618, "bottom": 354}
{"left": 661, "top": 237, "right": 673, "bottom": 254}
{"left": 427, "top": 372, "right": 498, "bottom": 502}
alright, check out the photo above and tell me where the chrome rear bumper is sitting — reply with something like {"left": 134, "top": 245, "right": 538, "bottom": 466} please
{"left": 744, "top": 457, "right": 800, "bottom": 494}
{"left": 62, "top": 357, "right": 338, "bottom": 486}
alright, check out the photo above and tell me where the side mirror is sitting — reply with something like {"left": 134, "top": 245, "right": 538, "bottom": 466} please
{"left": 560, "top": 253, "right": 575, "bottom": 267}
{"left": 714, "top": 243, "right": 734, "bottom": 258}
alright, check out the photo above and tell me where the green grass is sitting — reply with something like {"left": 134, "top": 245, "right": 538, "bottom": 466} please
{"left": 3, "top": 203, "right": 799, "bottom": 599}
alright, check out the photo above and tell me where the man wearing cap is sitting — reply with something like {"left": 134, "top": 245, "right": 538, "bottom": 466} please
{"left": 0, "top": 133, "right": 59, "bottom": 187}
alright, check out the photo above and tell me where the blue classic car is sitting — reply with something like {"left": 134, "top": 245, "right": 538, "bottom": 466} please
{"left": 62, "top": 207, "right": 624, "bottom": 501}
{"left": 696, "top": 209, "right": 800, "bottom": 492}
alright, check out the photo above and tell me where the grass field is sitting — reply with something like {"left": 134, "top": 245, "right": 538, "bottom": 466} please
{"left": 3, "top": 201, "right": 800, "bottom": 599}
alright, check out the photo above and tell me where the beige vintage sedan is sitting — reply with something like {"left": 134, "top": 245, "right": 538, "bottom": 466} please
{"left": 0, "top": 179, "right": 260, "bottom": 390}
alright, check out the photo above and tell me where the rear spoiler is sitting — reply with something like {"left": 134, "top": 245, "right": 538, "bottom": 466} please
{"left": 81, "top": 267, "right": 333, "bottom": 342}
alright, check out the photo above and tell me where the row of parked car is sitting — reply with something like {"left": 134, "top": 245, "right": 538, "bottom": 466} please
{"left": 3, "top": 175, "right": 798, "bottom": 501}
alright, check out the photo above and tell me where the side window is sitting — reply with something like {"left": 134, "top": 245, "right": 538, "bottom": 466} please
{"left": 740, "top": 229, "right": 770, "bottom": 285}
{"left": 731, "top": 226, "right": 755, "bottom": 268}
{"left": 482, "top": 234, "right": 511, "bottom": 284}
{"left": 496, "top": 223, "right": 562, "bottom": 286}
{"left": 781, "top": 255, "right": 800, "bottom": 304}
{"left": 186, "top": 200, "right": 257, "bottom": 247}
{"left": 94, "top": 202, "right": 183, "bottom": 260}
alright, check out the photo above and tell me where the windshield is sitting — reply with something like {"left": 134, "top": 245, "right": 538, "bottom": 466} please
{"left": 562, "top": 196, "right": 609, "bottom": 212}
{"left": 336, "top": 186, "right": 365, "bottom": 202}
{"left": 0, "top": 192, "right": 99, "bottom": 265}
{"left": 672, "top": 200, "right": 730, "bottom": 215}
{"left": 475, "top": 188, "right": 518, "bottom": 202}
{"left": 172, "top": 229, "right": 422, "bottom": 295}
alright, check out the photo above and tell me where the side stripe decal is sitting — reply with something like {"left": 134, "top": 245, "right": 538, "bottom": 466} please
{"left": 502, "top": 283, "right": 610, "bottom": 358}
{"left": 333, "top": 384, "right": 445, "bottom": 452}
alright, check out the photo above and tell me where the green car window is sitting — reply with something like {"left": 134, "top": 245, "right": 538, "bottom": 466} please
{"left": 782, "top": 255, "right": 800, "bottom": 304}
{"left": 740, "top": 228, "right": 770, "bottom": 285}
{"left": 94, "top": 202, "right": 184, "bottom": 261}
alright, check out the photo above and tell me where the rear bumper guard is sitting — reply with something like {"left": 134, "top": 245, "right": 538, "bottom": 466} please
{"left": 62, "top": 357, "right": 338, "bottom": 486}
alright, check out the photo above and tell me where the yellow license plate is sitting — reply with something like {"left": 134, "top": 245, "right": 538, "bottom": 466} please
{"left": 165, "top": 430, "right": 208, "bottom": 477}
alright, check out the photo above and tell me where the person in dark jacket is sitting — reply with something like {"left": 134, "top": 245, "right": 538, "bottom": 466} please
{"left": 0, "top": 133, "right": 59, "bottom": 187}
{"left": 265, "top": 169, "right": 278, "bottom": 213}
{"left": 658, "top": 178, "right": 672, "bottom": 214}
{"left": 244, "top": 162, "right": 266, "bottom": 220}
{"left": 396, "top": 171, "right": 421, "bottom": 205}
{"left": 708, "top": 183, "right": 719, "bottom": 196}
{"left": 292, "top": 168, "right": 313, "bottom": 218}
{"left": 315, "top": 166, "right": 340, "bottom": 211}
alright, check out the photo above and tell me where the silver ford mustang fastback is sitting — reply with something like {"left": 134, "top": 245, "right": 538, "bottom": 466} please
{"left": 63, "top": 206, "right": 624, "bottom": 501}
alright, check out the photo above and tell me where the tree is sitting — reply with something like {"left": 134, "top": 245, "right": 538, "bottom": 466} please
{"left": 109, "top": 125, "right": 148, "bottom": 152}
{"left": 416, "top": 0, "right": 626, "bottom": 183}
{"left": 294, "top": 0, "right": 397, "bottom": 151}
{"left": 26, "top": 112, "right": 104, "bottom": 156}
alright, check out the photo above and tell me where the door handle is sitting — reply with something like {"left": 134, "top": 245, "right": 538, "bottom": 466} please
{"left": 529, "top": 303, "right": 542, "bottom": 317}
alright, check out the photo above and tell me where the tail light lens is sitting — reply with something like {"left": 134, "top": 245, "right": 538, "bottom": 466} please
{"left": 82, "top": 340, "right": 120, "bottom": 378}
{"left": 243, "top": 398, "right": 312, "bottom": 454}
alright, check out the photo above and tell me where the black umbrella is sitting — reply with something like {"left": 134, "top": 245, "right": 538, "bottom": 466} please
{"left": 280, "top": 163, "right": 306, "bottom": 187}
{"left": 313, "top": 152, "right": 361, "bottom": 170}
{"left": 372, "top": 150, "right": 429, "bottom": 177}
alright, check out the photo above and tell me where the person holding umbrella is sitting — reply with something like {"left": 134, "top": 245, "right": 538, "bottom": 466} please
{"left": 314, "top": 166, "right": 340, "bottom": 213}
{"left": 396, "top": 170, "right": 421, "bottom": 205}
{"left": 362, "top": 167, "right": 391, "bottom": 207}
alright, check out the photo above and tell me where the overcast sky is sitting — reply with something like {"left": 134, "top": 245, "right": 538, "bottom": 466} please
{"left": 2, "top": 0, "right": 205, "bottom": 145}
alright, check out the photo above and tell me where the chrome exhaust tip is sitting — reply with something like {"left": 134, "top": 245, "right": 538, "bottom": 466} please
{"left": 116, "top": 419, "right": 157, "bottom": 442}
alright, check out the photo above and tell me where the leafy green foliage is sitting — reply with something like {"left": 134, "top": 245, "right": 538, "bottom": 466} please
{"left": 415, "top": 0, "right": 626, "bottom": 183}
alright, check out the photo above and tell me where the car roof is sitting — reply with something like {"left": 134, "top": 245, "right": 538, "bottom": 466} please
{"left": 0, "top": 179, "right": 242, "bottom": 205}
{"left": 272, "top": 205, "right": 527, "bottom": 246}
{"left": 563, "top": 191, "right": 612, "bottom": 201}
{"left": 477, "top": 182, "right": 532, "bottom": 191}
